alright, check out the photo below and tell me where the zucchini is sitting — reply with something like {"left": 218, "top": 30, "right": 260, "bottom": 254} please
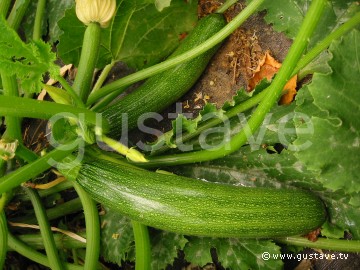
{"left": 102, "top": 14, "right": 227, "bottom": 136}
{"left": 65, "top": 158, "right": 327, "bottom": 238}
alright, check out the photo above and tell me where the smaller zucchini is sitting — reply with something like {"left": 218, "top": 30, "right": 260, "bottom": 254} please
{"left": 102, "top": 14, "right": 227, "bottom": 136}
{"left": 65, "top": 158, "right": 327, "bottom": 238}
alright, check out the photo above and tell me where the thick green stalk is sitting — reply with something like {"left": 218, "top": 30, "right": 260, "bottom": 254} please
{"left": 91, "top": 85, "right": 127, "bottom": 111}
{"left": 0, "top": 0, "right": 11, "bottom": 17}
{"left": 6, "top": 0, "right": 31, "bottom": 30}
{"left": 86, "top": 0, "right": 265, "bottom": 106}
{"left": 12, "top": 197, "right": 83, "bottom": 224}
{"left": 92, "top": 61, "right": 116, "bottom": 92}
{"left": 7, "top": 231, "right": 84, "bottom": 270}
{"left": 132, "top": 221, "right": 151, "bottom": 270}
{"left": 139, "top": 0, "right": 327, "bottom": 167}
{"left": 0, "top": 145, "right": 76, "bottom": 194}
{"left": 24, "top": 188, "right": 65, "bottom": 270}
{"left": 277, "top": 237, "right": 360, "bottom": 253}
{"left": 1, "top": 74, "right": 22, "bottom": 141}
{"left": 0, "top": 96, "right": 108, "bottom": 131}
{"left": 0, "top": 211, "right": 8, "bottom": 269}
{"left": 7, "top": 232, "right": 87, "bottom": 251}
{"left": 0, "top": 159, "right": 6, "bottom": 177}
{"left": 15, "top": 144, "right": 39, "bottom": 163}
{"left": 72, "top": 182, "right": 100, "bottom": 270}
{"left": 57, "top": 77, "right": 86, "bottom": 108}
{"left": 73, "top": 22, "right": 102, "bottom": 103}
{"left": 33, "top": 0, "right": 46, "bottom": 40}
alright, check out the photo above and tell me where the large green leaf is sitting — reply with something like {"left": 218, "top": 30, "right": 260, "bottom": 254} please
{"left": 100, "top": 207, "right": 134, "bottom": 265}
{"left": 57, "top": 0, "right": 197, "bottom": 69}
{"left": 183, "top": 237, "right": 283, "bottom": 269}
{"left": 255, "top": 0, "right": 359, "bottom": 48}
{"left": 293, "top": 29, "right": 360, "bottom": 195}
{"left": 151, "top": 231, "right": 188, "bottom": 270}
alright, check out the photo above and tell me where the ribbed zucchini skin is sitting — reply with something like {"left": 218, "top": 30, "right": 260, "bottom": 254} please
{"left": 75, "top": 159, "right": 326, "bottom": 238}
{"left": 102, "top": 14, "right": 227, "bottom": 136}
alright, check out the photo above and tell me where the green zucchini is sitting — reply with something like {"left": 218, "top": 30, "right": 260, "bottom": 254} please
{"left": 102, "top": 14, "right": 227, "bottom": 136}
{"left": 65, "top": 158, "right": 327, "bottom": 238}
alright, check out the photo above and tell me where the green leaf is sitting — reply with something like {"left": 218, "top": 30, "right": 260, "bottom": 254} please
{"left": 0, "top": 16, "right": 57, "bottom": 93}
{"left": 151, "top": 231, "right": 188, "bottom": 270}
{"left": 258, "top": 0, "right": 360, "bottom": 47}
{"left": 184, "top": 237, "right": 283, "bottom": 269}
{"left": 183, "top": 237, "right": 213, "bottom": 266}
{"left": 293, "top": 29, "right": 360, "bottom": 194}
{"left": 58, "top": 0, "right": 198, "bottom": 69}
{"left": 100, "top": 207, "right": 134, "bottom": 265}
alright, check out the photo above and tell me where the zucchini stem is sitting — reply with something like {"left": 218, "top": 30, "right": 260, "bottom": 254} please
{"left": 25, "top": 188, "right": 65, "bottom": 270}
{"left": 0, "top": 96, "right": 108, "bottom": 132}
{"left": 0, "top": 0, "right": 11, "bottom": 17}
{"left": 216, "top": 0, "right": 239, "bottom": 14}
{"left": 92, "top": 60, "right": 116, "bottom": 92}
{"left": 72, "top": 182, "right": 101, "bottom": 270}
{"left": 73, "top": 22, "right": 102, "bottom": 103}
{"left": 86, "top": 0, "right": 265, "bottom": 106}
{"left": 6, "top": 0, "right": 31, "bottom": 30}
{"left": 277, "top": 236, "right": 360, "bottom": 253}
{"left": 97, "top": 129, "right": 148, "bottom": 163}
{"left": 33, "top": 0, "right": 46, "bottom": 40}
{"left": 132, "top": 221, "right": 151, "bottom": 270}
{"left": 6, "top": 232, "right": 86, "bottom": 251}
{"left": 1, "top": 75, "right": 22, "bottom": 141}
{"left": 0, "top": 212, "right": 8, "bottom": 270}
{"left": 138, "top": 0, "right": 327, "bottom": 167}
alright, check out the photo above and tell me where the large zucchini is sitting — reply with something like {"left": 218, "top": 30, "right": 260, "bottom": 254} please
{"left": 65, "top": 158, "right": 327, "bottom": 238}
{"left": 102, "top": 14, "right": 227, "bottom": 136}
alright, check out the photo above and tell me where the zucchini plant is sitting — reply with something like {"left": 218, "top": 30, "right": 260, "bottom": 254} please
{"left": 0, "top": 0, "right": 360, "bottom": 269}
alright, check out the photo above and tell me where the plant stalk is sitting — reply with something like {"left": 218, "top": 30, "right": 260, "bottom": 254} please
{"left": 0, "top": 211, "right": 8, "bottom": 269}
{"left": 7, "top": 232, "right": 87, "bottom": 251}
{"left": 25, "top": 188, "right": 65, "bottom": 270}
{"left": 72, "top": 182, "right": 100, "bottom": 270}
{"left": 132, "top": 221, "right": 151, "bottom": 270}
{"left": 33, "top": 0, "right": 46, "bottom": 40}
{"left": 1, "top": 74, "right": 22, "bottom": 141}
{"left": 11, "top": 197, "right": 83, "bottom": 224}
{"left": 73, "top": 22, "right": 102, "bottom": 103}
{"left": 216, "top": 0, "right": 239, "bottom": 14}
{"left": 0, "top": 96, "right": 109, "bottom": 132}
{"left": 6, "top": 0, "right": 31, "bottom": 30}
{"left": 0, "top": 0, "right": 11, "bottom": 17}
{"left": 277, "top": 236, "right": 360, "bottom": 253}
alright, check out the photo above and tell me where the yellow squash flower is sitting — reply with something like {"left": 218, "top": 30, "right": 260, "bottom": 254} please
{"left": 75, "top": 0, "right": 116, "bottom": 28}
